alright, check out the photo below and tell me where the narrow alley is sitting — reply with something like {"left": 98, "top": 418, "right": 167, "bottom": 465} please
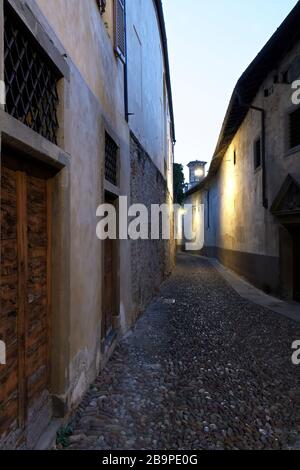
{"left": 64, "top": 254, "right": 300, "bottom": 451}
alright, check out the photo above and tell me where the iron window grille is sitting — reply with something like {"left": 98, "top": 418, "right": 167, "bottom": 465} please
{"left": 289, "top": 107, "right": 300, "bottom": 149}
{"left": 4, "top": 3, "right": 61, "bottom": 145}
{"left": 105, "top": 133, "right": 118, "bottom": 186}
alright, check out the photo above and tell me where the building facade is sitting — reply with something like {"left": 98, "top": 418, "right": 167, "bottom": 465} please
{"left": 184, "top": 3, "right": 300, "bottom": 304}
{"left": 0, "top": 0, "right": 175, "bottom": 448}
{"left": 184, "top": 160, "right": 207, "bottom": 193}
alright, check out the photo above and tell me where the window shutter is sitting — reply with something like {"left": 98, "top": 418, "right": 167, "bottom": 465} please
{"left": 114, "top": 0, "right": 126, "bottom": 63}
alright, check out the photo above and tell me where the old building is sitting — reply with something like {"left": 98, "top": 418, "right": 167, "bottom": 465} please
{"left": 0, "top": 0, "right": 175, "bottom": 448}
{"left": 184, "top": 3, "right": 300, "bottom": 303}
{"left": 184, "top": 160, "right": 207, "bottom": 193}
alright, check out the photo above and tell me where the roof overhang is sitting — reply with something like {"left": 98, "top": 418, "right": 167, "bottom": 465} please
{"left": 208, "top": 1, "right": 300, "bottom": 178}
{"left": 154, "top": 0, "right": 176, "bottom": 143}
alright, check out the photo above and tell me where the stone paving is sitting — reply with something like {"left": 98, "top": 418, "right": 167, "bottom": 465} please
{"left": 63, "top": 254, "right": 300, "bottom": 450}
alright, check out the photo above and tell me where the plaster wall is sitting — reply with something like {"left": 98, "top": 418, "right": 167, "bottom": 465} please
{"left": 1, "top": 0, "right": 175, "bottom": 421}
{"left": 25, "top": 0, "right": 134, "bottom": 408}
{"left": 188, "top": 40, "right": 300, "bottom": 295}
{"left": 126, "top": 0, "right": 173, "bottom": 189}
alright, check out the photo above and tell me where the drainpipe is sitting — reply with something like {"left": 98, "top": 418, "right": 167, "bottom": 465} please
{"left": 124, "top": 0, "right": 129, "bottom": 122}
{"left": 236, "top": 92, "right": 268, "bottom": 209}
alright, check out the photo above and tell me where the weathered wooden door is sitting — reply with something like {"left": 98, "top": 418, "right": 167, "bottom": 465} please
{"left": 0, "top": 155, "right": 52, "bottom": 447}
{"left": 102, "top": 195, "right": 118, "bottom": 340}
{"left": 293, "top": 227, "right": 300, "bottom": 302}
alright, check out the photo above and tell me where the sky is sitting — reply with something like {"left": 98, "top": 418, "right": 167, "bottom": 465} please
{"left": 163, "top": 0, "right": 299, "bottom": 180}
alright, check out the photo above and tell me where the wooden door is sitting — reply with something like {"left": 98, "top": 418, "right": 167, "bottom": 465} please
{"left": 293, "top": 228, "right": 300, "bottom": 302}
{"left": 0, "top": 166, "right": 20, "bottom": 440}
{"left": 102, "top": 196, "right": 118, "bottom": 340}
{"left": 0, "top": 156, "right": 52, "bottom": 446}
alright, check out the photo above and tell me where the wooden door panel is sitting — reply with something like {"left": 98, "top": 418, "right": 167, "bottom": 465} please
{"left": 293, "top": 228, "right": 300, "bottom": 302}
{"left": 0, "top": 162, "right": 51, "bottom": 446}
{"left": 26, "top": 175, "right": 49, "bottom": 408}
{"left": 103, "top": 237, "right": 117, "bottom": 338}
{"left": 0, "top": 167, "right": 20, "bottom": 438}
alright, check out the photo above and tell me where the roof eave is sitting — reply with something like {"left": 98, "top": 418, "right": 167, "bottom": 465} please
{"left": 154, "top": 0, "right": 176, "bottom": 143}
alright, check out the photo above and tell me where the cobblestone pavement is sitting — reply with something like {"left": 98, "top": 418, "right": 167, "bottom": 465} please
{"left": 65, "top": 254, "right": 300, "bottom": 450}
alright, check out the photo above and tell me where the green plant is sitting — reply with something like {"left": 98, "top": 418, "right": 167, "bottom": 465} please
{"left": 56, "top": 425, "right": 73, "bottom": 448}
{"left": 173, "top": 163, "right": 185, "bottom": 205}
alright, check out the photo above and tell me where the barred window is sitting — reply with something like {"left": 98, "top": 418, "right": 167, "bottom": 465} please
{"left": 289, "top": 107, "right": 300, "bottom": 149}
{"left": 115, "top": 0, "right": 126, "bottom": 63}
{"left": 105, "top": 133, "right": 118, "bottom": 186}
{"left": 4, "top": 3, "right": 61, "bottom": 144}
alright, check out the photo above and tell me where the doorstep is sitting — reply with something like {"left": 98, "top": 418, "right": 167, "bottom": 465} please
{"left": 34, "top": 418, "right": 62, "bottom": 450}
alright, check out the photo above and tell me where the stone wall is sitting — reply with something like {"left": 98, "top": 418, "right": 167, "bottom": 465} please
{"left": 130, "top": 133, "right": 175, "bottom": 318}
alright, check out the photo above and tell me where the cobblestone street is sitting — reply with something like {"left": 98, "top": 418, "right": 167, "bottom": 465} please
{"left": 65, "top": 254, "right": 300, "bottom": 450}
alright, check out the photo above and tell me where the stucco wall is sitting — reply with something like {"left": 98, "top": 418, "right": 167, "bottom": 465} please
{"left": 188, "top": 40, "right": 300, "bottom": 295}
{"left": 126, "top": 0, "right": 173, "bottom": 187}
{"left": 23, "top": 0, "right": 130, "bottom": 407}
{"left": 0, "top": 1, "right": 174, "bottom": 431}
{"left": 206, "top": 39, "right": 300, "bottom": 255}
{"left": 19, "top": 0, "right": 175, "bottom": 409}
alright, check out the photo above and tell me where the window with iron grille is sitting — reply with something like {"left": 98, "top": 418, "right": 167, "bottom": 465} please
{"left": 105, "top": 133, "right": 118, "bottom": 186}
{"left": 4, "top": 3, "right": 61, "bottom": 144}
{"left": 289, "top": 107, "right": 300, "bottom": 149}
{"left": 114, "top": 0, "right": 126, "bottom": 63}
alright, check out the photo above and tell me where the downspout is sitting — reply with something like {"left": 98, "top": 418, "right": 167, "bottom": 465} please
{"left": 236, "top": 91, "right": 268, "bottom": 209}
{"left": 124, "top": 0, "right": 130, "bottom": 122}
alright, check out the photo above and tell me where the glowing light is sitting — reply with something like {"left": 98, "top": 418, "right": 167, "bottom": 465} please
{"left": 194, "top": 168, "right": 203, "bottom": 177}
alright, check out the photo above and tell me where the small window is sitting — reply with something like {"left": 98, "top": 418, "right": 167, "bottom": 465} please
{"left": 114, "top": 0, "right": 126, "bottom": 63}
{"left": 233, "top": 150, "right": 237, "bottom": 166}
{"left": 105, "top": 133, "right": 118, "bottom": 186}
{"left": 289, "top": 107, "right": 300, "bottom": 149}
{"left": 254, "top": 138, "right": 261, "bottom": 170}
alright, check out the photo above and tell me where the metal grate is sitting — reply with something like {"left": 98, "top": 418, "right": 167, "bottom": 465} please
{"left": 4, "top": 4, "right": 61, "bottom": 144}
{"left": 289, "top": 107, "right": 300, "bottom": 149}
{"left": 105, "top": 133, "right": 118, "bottom": 186}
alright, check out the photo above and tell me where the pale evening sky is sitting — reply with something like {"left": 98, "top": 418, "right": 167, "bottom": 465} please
{"left": 163, "top": 0, "right": 299, "bottom": 180}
